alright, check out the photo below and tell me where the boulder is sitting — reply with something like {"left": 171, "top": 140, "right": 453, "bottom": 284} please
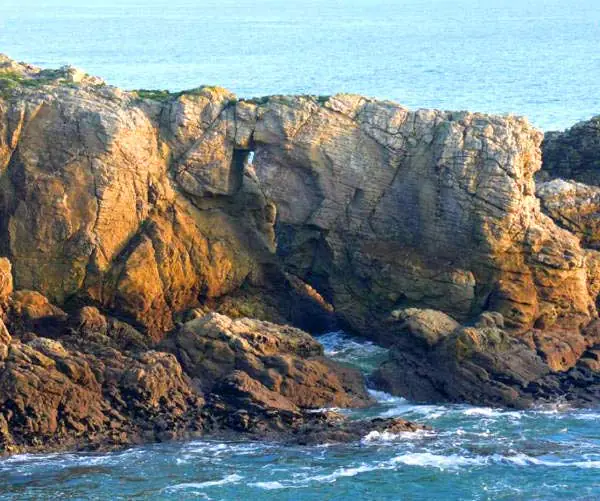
{"left": 162, "top": 312, "right": 373, "bottom": 409}
{"left": 8, "top": 290, "right": 68, "bottom": 337}
{"left": 389, "top": 308, "right": 460, "bottom": 346}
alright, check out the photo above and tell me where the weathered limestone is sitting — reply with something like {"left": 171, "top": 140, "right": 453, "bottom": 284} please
{"left": 537, "top": 179, "right": 600, "bottom": 250}
{"left": 248, "top": 95, "right": 595, "bottom": 347}
{"left": 1, "top": 54, "right": 600, "bottom": 428}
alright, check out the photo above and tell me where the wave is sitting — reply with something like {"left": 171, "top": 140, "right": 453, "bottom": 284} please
{"left": 462, "top": 407, "right": 524, "bottom": 419}
{"left": 165, "top": 473, "right": 243, "bottom": 491}
{"left": 361, "top": 429, "right": 436, "bottom": 443}
{"left": 249, "top": 481, "right": 288, "bottom": 490}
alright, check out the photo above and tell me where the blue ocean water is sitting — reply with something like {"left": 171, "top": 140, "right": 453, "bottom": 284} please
{"left": 1, "top": 0, "right": 599, "bottom": 130}
{"left": 2, "top": 332, "right": 600, "bottom": 500}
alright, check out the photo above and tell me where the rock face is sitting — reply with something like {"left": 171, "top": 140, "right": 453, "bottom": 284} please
{"left": 0, "top": 330, "right": 205, "bottom": 453}
{"left": 0, "top": 295, "right": 390, "bottom": 454}
{"left": 1, "top": 54, "right": 600, "bottom": 451}
{"left": 251, "top": 96, "right": 596, "bottom": 337}
{"left": 2, "top": 57, "right": 595, "bottom": 344}
{"left": 537, "top": 179, "right": 600, "bottom": 250}
{"left": 0, "top": 56, "right": 283, "bottom": 340}
{"left": 540, "top": 116, "right": 600, "bottom": 185}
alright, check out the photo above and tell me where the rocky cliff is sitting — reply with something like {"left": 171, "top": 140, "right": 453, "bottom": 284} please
{"left": 0, "top": 55, "right": 599, "bottom": 452}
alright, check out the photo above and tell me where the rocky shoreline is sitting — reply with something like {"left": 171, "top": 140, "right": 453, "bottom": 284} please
{"left": 0, "top": 54, "right": 599, "bottom": 454}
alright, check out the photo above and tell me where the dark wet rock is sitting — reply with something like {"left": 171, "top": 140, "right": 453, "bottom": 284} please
{"left": 0, "top": 299, "right": 380, "bottom": 454}
{"left": 0, "top": 333, "right": 205, "bottom": 454}
{"left": 288, "top": 414, "right": 428, "bottom": 446}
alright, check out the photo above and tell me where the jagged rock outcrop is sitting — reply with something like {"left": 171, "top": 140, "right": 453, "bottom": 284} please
{"left": 540, "top": 115, "right": 600, "bottom": 185}
{"left": 161, "top": 312, "right": 372, "bottom": 409}
{"left": 370, "top": 115, "right": 600, "bottom": 407}
{"left": 250, "top": 96, "right": 596, "bottom": 339}
{"left": 1, "top": 53, "right": 600, "bottom": 432}
{"left": 0, "top": 286, "right": 398, "bottom": 454}
{"left": 3, "top": 56, "right": 596, "bottom": 345}
{"left": 0, "top": 56, "right": 284, "bottom": 340}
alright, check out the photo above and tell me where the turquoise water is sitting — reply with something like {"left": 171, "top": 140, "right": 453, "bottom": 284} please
{"left": 1, "top": 0, "right": 599, "bottom": 130}
{"left": 2, "top": 332, "right": 600, "bottom": 500}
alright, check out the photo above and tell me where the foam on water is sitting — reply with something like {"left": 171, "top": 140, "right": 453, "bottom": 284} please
{"left": 361, "top": 429, "right": 436, "bottom": 444}
{"left": 165, "top": 473, "right": 244, "bottom": 491}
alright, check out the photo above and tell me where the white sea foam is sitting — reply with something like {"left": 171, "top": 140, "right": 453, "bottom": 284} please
{"left": 493, "top": 453, "right": 600, "bottom": 469}
{"left": 367, "top": 389, "right": 407, "bottom": 404}
{"left": 165, "top": 473, "right": 243, "bottom": 491}
{"left": 249, "top": 481, "right": 287, "bottom": 490}
{"left": 307, "top": 464, "right": 378, "bottom": 483}
{"left": 390, "top": 452, "right": 484, "bottom": 469}
{"left": 462, "top": 407, "right": 523, "bottom": 419}
{"left": 362, "top": 429, "right": 436, "bottom": 444}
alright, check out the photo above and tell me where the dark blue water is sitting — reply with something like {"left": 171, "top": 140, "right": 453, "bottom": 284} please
{"left": 1, "top": 0, "right": 599, "bottom": 130}
{"left": 1, "top": 332, "right": 600, "bottom": 500}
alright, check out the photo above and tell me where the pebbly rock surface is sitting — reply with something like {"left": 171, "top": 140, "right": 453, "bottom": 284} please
{"left": 1, "top": 54, "right": 600, "bottom": 451}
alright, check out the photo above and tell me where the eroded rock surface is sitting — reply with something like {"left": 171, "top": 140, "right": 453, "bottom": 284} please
{"left": 1, "top": 55, "right": 600, "bottom": 452}
{"left": 162, "top": 312, "right": 373, "bottom": 409}
{"left": 537, "top": 179, "right": 600, "bottom": 250}
{"left": 0, "top": 291, "right": 394, "bottom": 454}
{"left": 540, "top": 115, "right": 600, "bottom": 185}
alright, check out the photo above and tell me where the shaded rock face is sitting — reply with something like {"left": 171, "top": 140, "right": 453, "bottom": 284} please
{"left": 249, "top": 96, "right": 594, "bottom": 340}
{"left": 540, "top": 116, "right": 600, "bottom": 186}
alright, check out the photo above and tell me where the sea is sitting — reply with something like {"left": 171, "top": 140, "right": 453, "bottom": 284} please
{"left": 1, "top": 0, "right": 600, "bottom": 499}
